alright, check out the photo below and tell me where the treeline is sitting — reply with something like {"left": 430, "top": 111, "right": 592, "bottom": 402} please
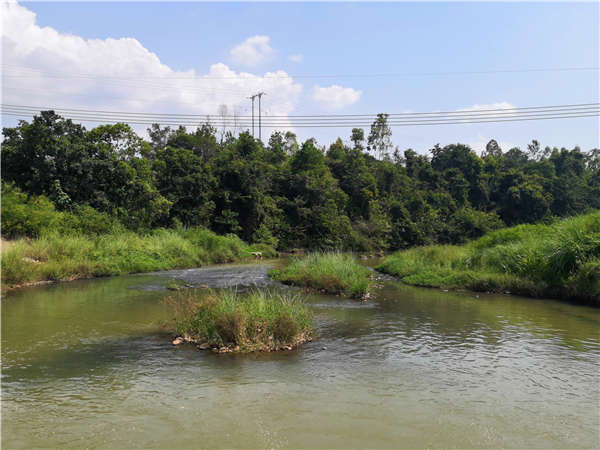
{"left": 2, "top": 110, "right": 599, "bottom": 250}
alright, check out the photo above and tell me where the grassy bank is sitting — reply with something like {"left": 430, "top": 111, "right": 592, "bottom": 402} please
{"left": 376, "top": 212, "right": 600, "bottom": 305}
{"left": 1, "top": 228, "right": 275, "bottom": 289}
{"left": 270, "top": 253, "right": 372, "bottom": 298}
{"left": 166, "top": 289, "right": 313, "bottom": 352}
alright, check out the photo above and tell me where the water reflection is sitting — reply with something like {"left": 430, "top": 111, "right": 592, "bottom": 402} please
{"left": 2, "top": 267, "right": 599, "bottom": 449}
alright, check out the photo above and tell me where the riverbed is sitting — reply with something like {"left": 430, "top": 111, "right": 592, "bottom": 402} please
{"left": 2, "top": 263, "right": 599, "bottom": 448}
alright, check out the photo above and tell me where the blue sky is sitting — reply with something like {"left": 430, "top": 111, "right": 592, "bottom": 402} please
{"left": 2, "top": 1, "right": 599, "bottom": 153}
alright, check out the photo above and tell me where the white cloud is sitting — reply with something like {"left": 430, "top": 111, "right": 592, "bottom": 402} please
{"left": 288, "top": 54, "right": 303, "bottom": 63}
{"left": 1, "top": 3, "right": 301, "bottom": 136}
{"left": 467, "top": 133, "right": 518, "bottom": 155}
{"left": 312, "top": 84, "right": 362, "bottom": 110}
{"left": 230, "top": 35, "right": 274, "bottom": 67}
{"left": 457, "top": 102, "right": 516, "bottom": 112}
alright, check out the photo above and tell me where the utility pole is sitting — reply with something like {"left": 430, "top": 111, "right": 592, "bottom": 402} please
{"left": 247, "top": 94, "right": 257, "bottom": 137}
{"left": 257, "top": 92, "right": 266, "bottom": 141}
{"left": 248, "top": 92, "right": 266, "bottom": 140}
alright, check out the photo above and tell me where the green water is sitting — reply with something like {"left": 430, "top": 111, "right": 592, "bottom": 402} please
{"left": 2, "top": 266, "right": 599, "bottom": 448}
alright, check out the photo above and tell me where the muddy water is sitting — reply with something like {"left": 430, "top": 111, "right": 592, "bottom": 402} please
{"left": 2, "top": 263, "right": 599, "bottom": 448}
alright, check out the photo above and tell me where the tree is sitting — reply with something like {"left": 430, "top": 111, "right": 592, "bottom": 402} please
{"left": 484, "top": 139, "right": 502, "bottom": 158}
{"left": 147, "top": 123, "right": 172, "bottom": 153}
{"left": 527, "top": 139, "right": 541, "bottom": 160}
{"left": 351, "top": 128, "right": 365, "bottom": 150}
{"left": 367, "top": 113, "right": 392, "bottom": 159}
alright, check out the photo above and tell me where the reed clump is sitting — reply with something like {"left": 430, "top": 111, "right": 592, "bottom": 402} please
{"left": 270, "top": 252, "right": 372, "bottom": 298}
{"left": 166, "top": 289, "right": 313, "bottom": 352}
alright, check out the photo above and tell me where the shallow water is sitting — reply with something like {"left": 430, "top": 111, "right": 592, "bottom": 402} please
{"left": 2, "top": 264, "right": 599, "bottom": 448}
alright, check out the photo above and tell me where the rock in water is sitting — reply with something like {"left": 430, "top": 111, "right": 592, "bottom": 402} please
{"left": 172, "top": 337, "right": 184, "bottom": 345}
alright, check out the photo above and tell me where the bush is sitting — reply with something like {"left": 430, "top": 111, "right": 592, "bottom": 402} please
{"left": 1, "top": 183, "right": 62, "bottom": 238}
{"left": 1, "top": 183, "right": 121, "bottom": 238}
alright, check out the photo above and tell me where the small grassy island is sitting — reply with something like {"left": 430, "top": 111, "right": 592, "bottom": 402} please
{"left": 377, "top": 212, "right": 600, "bottom": 305}
{"left": 167, "top": 289, "right": 313, "bottom": 353}
{"left": 270, "top": 253, "right": 372, "bottom": 298}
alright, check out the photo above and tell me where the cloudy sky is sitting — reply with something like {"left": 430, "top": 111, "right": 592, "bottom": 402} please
{"left": 1, "top": 1, "right": 598, "bottom": 153}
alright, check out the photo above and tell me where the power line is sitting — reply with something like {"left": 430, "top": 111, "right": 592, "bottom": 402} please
{"left": 3, "top": 102, "right": 598, "bottom": 120}
{"left": 2, "top": 106, "right": 598, "bottom": 128}
{"left": 2, "top": 64, "right": 598, "bottom": 80}
{"left": 3, "top": 104, "right": 598, "bottom": 123}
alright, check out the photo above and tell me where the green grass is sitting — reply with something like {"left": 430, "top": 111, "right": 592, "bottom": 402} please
{"left": 377, "top": 212, "right": 600, "bottom": 305}
{"left": 1, "top": 228, "right": 276, "bottom": 289}
{"left": 166, "top": 289, "right": 313, "bottom": 352}
{"left": 270, "top": 252, "right": 372, "bottom": 298}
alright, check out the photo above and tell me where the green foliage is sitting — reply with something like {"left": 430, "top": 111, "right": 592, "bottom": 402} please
{"left": 271, "top": 252, "right": 372, "bottom": 298}
{"left": 1, "top": 183, "right": 62, "bottom": 238}
{"left": 377, "top": 212, "right": 600, "bottom": 304}
{"left": 3, "top": 111, "right": 599, "bottom": 252}
{"left": 165, "top": 289, "right": 313, "bottom": 351}
{"left": 1, "top": 183, "right": 121, "bottom": 238}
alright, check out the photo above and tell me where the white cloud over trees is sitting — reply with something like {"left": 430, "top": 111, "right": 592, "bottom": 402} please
{"left": 312, "top": 84, "right": 362, "bottom": 109}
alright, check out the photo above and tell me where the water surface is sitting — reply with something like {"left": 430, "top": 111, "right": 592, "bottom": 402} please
{"left": 2, "top": 264, "right": 599, "bottom": 448}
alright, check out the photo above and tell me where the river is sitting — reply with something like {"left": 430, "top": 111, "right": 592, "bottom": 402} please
{"left": 2, "top": 263, "right": 599, "bottom": 448}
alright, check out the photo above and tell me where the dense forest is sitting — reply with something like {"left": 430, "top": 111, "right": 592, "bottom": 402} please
{"left": 2, "top": 110, "right": 599, "bottom": 251}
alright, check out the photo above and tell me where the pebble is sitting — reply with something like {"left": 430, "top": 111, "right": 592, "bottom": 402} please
{"left": 172, "top": 337, "right": 184, "bottom": 345}
{"left": 322, "top": 346, "right": 328, "bottom": 350}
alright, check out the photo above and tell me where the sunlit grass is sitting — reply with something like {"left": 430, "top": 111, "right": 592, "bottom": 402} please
{"left": 270, "top": 252, "right": 372, "bottom": 298}
{"left": 166, "top": 289, "right": 313, "bottom": 352}
{"left": 377, "top": 212, "right": 600, "bottom": 304}
{"left": 1, "top": 228, "right": 276, "bottom": 288}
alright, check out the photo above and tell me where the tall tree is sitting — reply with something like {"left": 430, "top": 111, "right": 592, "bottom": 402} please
{"left": 367, "top": 114, "right": 392, "bottom": 160}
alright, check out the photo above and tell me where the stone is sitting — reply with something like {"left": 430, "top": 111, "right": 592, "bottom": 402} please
{"left": 322, "top": 346, "right": 328, "bottom": 350}
{"left": 172, "top": 337, "right": 184, "bottom": 345}
{"left": 21, "top": 257, "right": 40, "bottom": 264}
{"left": 197, "top": 343, "right": 210, "bottom": 350}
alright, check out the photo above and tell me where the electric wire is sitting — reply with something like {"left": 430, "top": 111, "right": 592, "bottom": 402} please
{"left": 2, "top": 107, "right": 598, "bottom": 128}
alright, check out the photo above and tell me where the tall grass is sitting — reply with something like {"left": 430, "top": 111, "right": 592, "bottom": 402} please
{"left": 270, "top": 252, "right": 372, "bottom": 298}
{"left": 166, "top": 289, "right": 313, "bottom": 352}
{"left": 377, "top": 212, "right": 600, "bottom": 304}
{"left": 1, "top": 228, "right": 276, "bottom": 288}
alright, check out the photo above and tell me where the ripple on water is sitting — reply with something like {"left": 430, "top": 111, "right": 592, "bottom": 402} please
{"left": 2, "top": 267, "right": 599, "bottom": 449}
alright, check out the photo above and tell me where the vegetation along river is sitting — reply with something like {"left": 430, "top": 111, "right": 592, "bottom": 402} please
{"left": 2, "top": 262, "right": 599, "bottom": 449}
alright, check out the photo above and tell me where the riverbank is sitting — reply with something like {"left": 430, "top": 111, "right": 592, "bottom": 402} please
{"left": 376, "top": 212, "right": 600, "bottom": 305}
{"left": 167, "top": 289, "right": 313, "bottom": 352}
{"left": 269, "top": 253, "right": 373, "bottom": 299}
{"left": 1, "top": 228, "right": 275, "bottom": 290}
